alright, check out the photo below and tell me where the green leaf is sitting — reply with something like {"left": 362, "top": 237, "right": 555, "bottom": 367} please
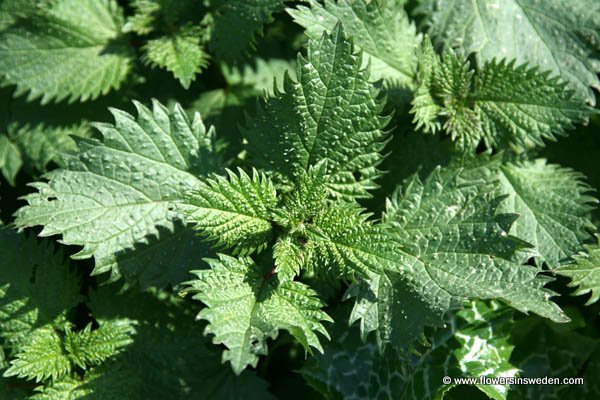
{"left": 3, "top": 325, "right": 71, "bottom": 383}
{"left": 209, "top": 0, "right": 287, "bottom": 62}
{"left": 0, "top": 0, "right": 37, "bottom": 31}
{"left": 123, "top": 0, "right": 200, "bottom": 37}
{"left": 272, "top": 235, "right": 305, "bottom": 279}
{"left": 509, "top": 317, "right": 599, "bottom": 400}
{"left": 10, "top": 124, "right": 87, "bottom": 175}
{"left": 385, "top": 168, "right": 568, "bottom": 320}
{"left": 279, "top": 162, "right": 329, "bottom": 225}
{"left": 143, "top": 25, "right": 209, "bottom": 89}
{"left": 496, "top": 160, "right": 596, "bottom": 268}
{"left": 63, "top": 320, "right": 135, "bottom": 370}
{"left": 411, "top": 42, "right": 594, "bottom": 152}
{"left": 0, "top": 0, "right": 133, "bottom": 103}
{"left": 418, "top": 0, "right": 600, "bottom": 104}
{"left": 460, "top": 156, "right": 597, "bottom": 267}
{"left": 288, "top": 0, "right": 420, "bottom": 88}
{"left": 86, "top": 286, "right": 276, "bottom": 399}
{"left": 410, "top": 39, "right": 442, "bottom": 134}
{"left": 558, "top": 235, "right": 600, "bottom": 306}
{"left": 0, "top": 345, "right": 6, "bottom": 369}
{"left": 244, "top": 24, "right": 390, "bottom": 199}
{"left": 302, "top": 301, "right": 517, "bottom": 400}
{"left": 348, "top": 167, "right": 569, "bottom": 351}
{"left": 272, "top": 165, "right": 389, "bottom": 279}
{"left": 301, "top": 319, "right": 403, "bottom": 400}
{"left": 450, "top": 303, "right": 518, "bottom": 400}
{"left": 545, "top": 120, "right": 600, "bottom": 223}
{"left": 193, "top": 59, "right": 296, "bottom": 161}
{"left": 186, "top": 254, "right": 332, "bottom": 374}
{"left": 345, "top": 268, "right": 441, "bottom": 351}
{"left": 0, "top": 135, "right": 22, "bottom": 185}
{"left": 0, "top": 226, "right": 80, "bottom": 349}
{"left": 15, "top": 100, "right": 220, "bottom": 287}
{"left": 288, "top": 0, "right": 419, "bottom": 87}
{"left": 222, "top": 58, "right": 296, "bottom": 92}
{"left": 181, "top": 168, "right": 278, "bottom": 256}
{"left": 473, "top": 61, "right": 594, "bottom": 151}
{"left": 0, "top": 86, "right": 106, "bottom": 182}
{"left": 30, "top": 375, "right": 97, "bottom": 400}
{"left": 123, "top": 0, "right": 161, "bottom": 35}
{"left": 304, "top": 204, "right": 387, "bottom": 278}
{"left": 0, "top": 228, "right": 135, "bottom": 386}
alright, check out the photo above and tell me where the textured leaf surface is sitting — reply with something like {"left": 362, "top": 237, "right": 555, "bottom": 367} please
{"left": 209, "top": 0, "right": 286, "bottom": 62}
{"left": 15, "top": 100, "right": 219, "bottom": 287}
{"left": 0, "top": 0, "right": 133, "bottom": 103}
{"left": 0, "top": 122, "right": 90, "bottom": 185}
{"left": 496, "top": 160, "right": 596, "bottom": 268}
{"left": 558, "top": 236, "right": 600, "bottom": 306}
{"left": 272, "top": 236, "right": 305, "bottom": 280}
{"left": 84, "top": 286, "right": 276, "bottom": 399}
{"left": 244, "top": 25, "right": 389, "bottom": 199}
{"left": 4, "top": 325, "right": 71, "bottom": 383}
{"left": 386, "top": 169, "right": 567, "bottom": 321}
{"left": 419, "top": 0, "right": 600, "bottom": 104}
{"left": 348, "top": 167, "right": 568, "bottom": 351}
{"left": 510, "top": 317, "right": 599, "bottom": 400}
{"left": 19, "top": 286, "right": 278, "bottom": 400}
{"left": 302, "top": 322, "right": 404, "bottom": 400}
{"left": 450, "top": 303, "right": 518, "bottom": 400}
{"left": 0, "top": 0, "right": 36, "bottom": 31}
{"left": 346, "top": 268, "right": 441, "bottom": 351}
{"left": 270, "top": 166, "right": 391, "bottom": 279}
{"left": 304, "top": 204, "right": 388, "bottom": 278}
{"left": 143, "top": 25, "right": 209, "bottom": 89}
{"left": 289, "top": 0, "right": 419, "bottom": 87}
{"left": 30, "top": 375, "right": 99, "bottom": 400}
{"left": 303, "top": 301, "right": 517, "bottom": 400}
{"left": 460, "top": 156, "right": 597, "bottom": 268}
{"left": 193, "top": 59, "right": 296, "bottom": 156}
{"left": 123, "top": 0, "right": 158, "bottom": 35}
{"left": 182, "top": 169, "right": 278, "bottom": 255}
{"left": 411, "top": 42, "right": 593, "bottom": 152}
{"left": 124, "top": 0, "right": 197, "bottom": 36}
{"left": 63, "top": 321, "right": 135, "bottom": 370}
{"left": 186, "top": 255, "right": 331, "bottom": 374}
{"left": 545, "top": 120, "right": 600, "bottom": 224}
{"left": 0, "top": 228, "right": 135, "bottom": 386}
{"left": 10, "top": 124, "right": 86, "bottom": 174}
{"left": 0, "top": 87, "right": 100, "bottom": 183}
{"left": 0, "top": 226, "right": 80, "bottom": 349}
{"left": 279, "top": 162, "right": 329, "bottom": 226}
{"left": 410, "top": 40, "right": 442, "bottom": 134}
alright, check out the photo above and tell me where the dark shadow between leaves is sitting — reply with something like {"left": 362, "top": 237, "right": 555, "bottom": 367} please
{"left": 109, "top": 221, "right": 214, "bottom": 290}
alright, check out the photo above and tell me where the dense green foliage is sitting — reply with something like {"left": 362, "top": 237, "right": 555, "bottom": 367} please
{"left": 0, "top": 1, "right": 599, "bottom": 399}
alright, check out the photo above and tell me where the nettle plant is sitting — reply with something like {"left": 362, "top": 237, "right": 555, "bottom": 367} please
{"left": 1, "top": 0, "right": 600, "bottom": 399}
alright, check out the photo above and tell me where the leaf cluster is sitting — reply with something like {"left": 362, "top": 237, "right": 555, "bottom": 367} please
{"left": 0, "top": 1, "right": 599, "bottom": 399}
